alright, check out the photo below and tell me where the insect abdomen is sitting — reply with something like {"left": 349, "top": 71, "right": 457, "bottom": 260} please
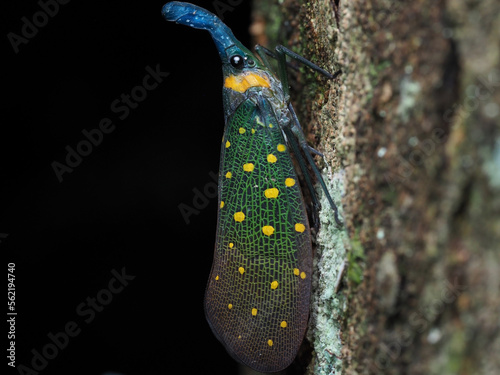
{"left": 204, "top": 99, "right": 312, "bottom": 372}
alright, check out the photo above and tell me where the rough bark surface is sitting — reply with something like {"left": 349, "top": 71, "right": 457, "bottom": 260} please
{"left": 253, "top": 0, "right": 500, "bottom": 374}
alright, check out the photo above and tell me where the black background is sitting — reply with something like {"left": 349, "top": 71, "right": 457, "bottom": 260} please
{"left": 2, "top": 1, "right": 254, "bottom": 374}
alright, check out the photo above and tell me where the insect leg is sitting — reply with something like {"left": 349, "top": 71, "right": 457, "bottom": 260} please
{"left": 275, "top": 45, "right": 341, "bottom": 80}
{"left": 254, "top": 45, "right": 300, "bottom": 73}
{"left": 287, "top": 104, "right": 343, "bottom": 227}
{"left": 282, "top": 125, "right": 322, "bottom": 215}
{"left": 254, "top": 45, "right": 274, "bottom": 71}
{"left": 263, "top": 44, "right": 343, "bottom": 225}
{"left": 269, "top": 45, "right": 341, "bottom": 99}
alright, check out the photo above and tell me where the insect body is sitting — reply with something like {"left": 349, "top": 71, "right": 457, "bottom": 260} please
{"left": 162, "top": 2, "right": 341, "bottom": 372}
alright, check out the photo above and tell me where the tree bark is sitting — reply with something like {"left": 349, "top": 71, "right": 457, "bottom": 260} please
{"left": 253, "top": 0, "right": 500, "bottom": 374}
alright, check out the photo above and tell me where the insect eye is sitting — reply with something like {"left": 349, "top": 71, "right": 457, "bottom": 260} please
{"left": 247, "top": 58, "right": 256, "bottom": 67}
{"left": 230, "top": 55, "right": 244, "bottom": 69}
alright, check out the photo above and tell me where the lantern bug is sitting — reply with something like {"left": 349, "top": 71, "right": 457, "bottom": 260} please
{"left": 162, "top": 2, "right": 342, "bottom": 372}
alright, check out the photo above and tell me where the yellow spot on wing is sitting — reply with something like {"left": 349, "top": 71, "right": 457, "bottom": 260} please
{"left": 277, "top": 144, "right": 286, "bottom": 152}
{"left": 300, "top": 272, "right": 306, "bottom": 279}
{"left": 267, "top": 339, "right": 273, "bottom": 347}
{"left": 225, "top": 171, "right": 232, "bottom": 179}
{"left": 271, "top": 280, "right": 279, "bottom": 289}
{"left": 295, "top": 223, "right": 306, "bottom": 233}
{"left": 267, "top": 154, "right": 277, "bottom": 163}
{"left": 262, "top": 225, "right": 274, "bottom": 236}
{"left": 243, "top": 163, "right": 254, "bottom": 172}
{"left": 234, "top": 211, "right": 245, "bottom": 222}
{"left": 285, "top": 178, "right": 295, "bottom": 187}
{"left": 224, "top": 73, "right": 270, "bottom": 93}
{"left": 239, "top": 127, "right": 245, "bottom": 134}
{"left": 220, "top": 201, "right": 224, "bottom": 208}
{"left": 251, "top": 308, "right": 257, "bottom": 316}
{"left": 225, "top": 140, "right": 230, "bottom": 148}
{"left": 264, "top": 188, "right": 279, "bottom": 199}
{"left": 215, "top": 275, "right": 219, "bottom": 280}
{"left": 228, "top": 304, "right": 233, "bottom": 309}
{"left": 293, "top": 268, "right": 300, "bottom": 276}
{"left": 229, "top": 242, "right": 234, "bottom": 248}
{"left": 280, "top": 321, "right": 287, "bottom": 328}
{"left": 238, "top": 267, "right": 245, "bottom": 275}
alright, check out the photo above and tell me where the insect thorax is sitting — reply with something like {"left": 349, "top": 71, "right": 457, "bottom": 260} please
{"left": 222, "top": 70, "right": 290, "bottom": 129}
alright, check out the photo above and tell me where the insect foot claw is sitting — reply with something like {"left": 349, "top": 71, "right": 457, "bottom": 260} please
{"left": 307, "top": 145, "right": 324, "bottom": 157}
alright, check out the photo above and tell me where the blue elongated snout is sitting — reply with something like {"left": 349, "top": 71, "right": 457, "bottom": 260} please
{"left": 162, "top": 2, "right": 240, "bottom": 61}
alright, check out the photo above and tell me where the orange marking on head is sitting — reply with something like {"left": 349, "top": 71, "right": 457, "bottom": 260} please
{"left": 224, "top": 72, "right": 270, "bottom": 93}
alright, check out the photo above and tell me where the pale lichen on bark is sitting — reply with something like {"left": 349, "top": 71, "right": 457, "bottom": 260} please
{"left": 306, "top": 168, "right": 347, "bottom": 375}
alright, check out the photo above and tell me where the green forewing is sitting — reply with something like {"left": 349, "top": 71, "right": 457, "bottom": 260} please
{"left": 204, "top": 98, "right": 312, "bottom": 372}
